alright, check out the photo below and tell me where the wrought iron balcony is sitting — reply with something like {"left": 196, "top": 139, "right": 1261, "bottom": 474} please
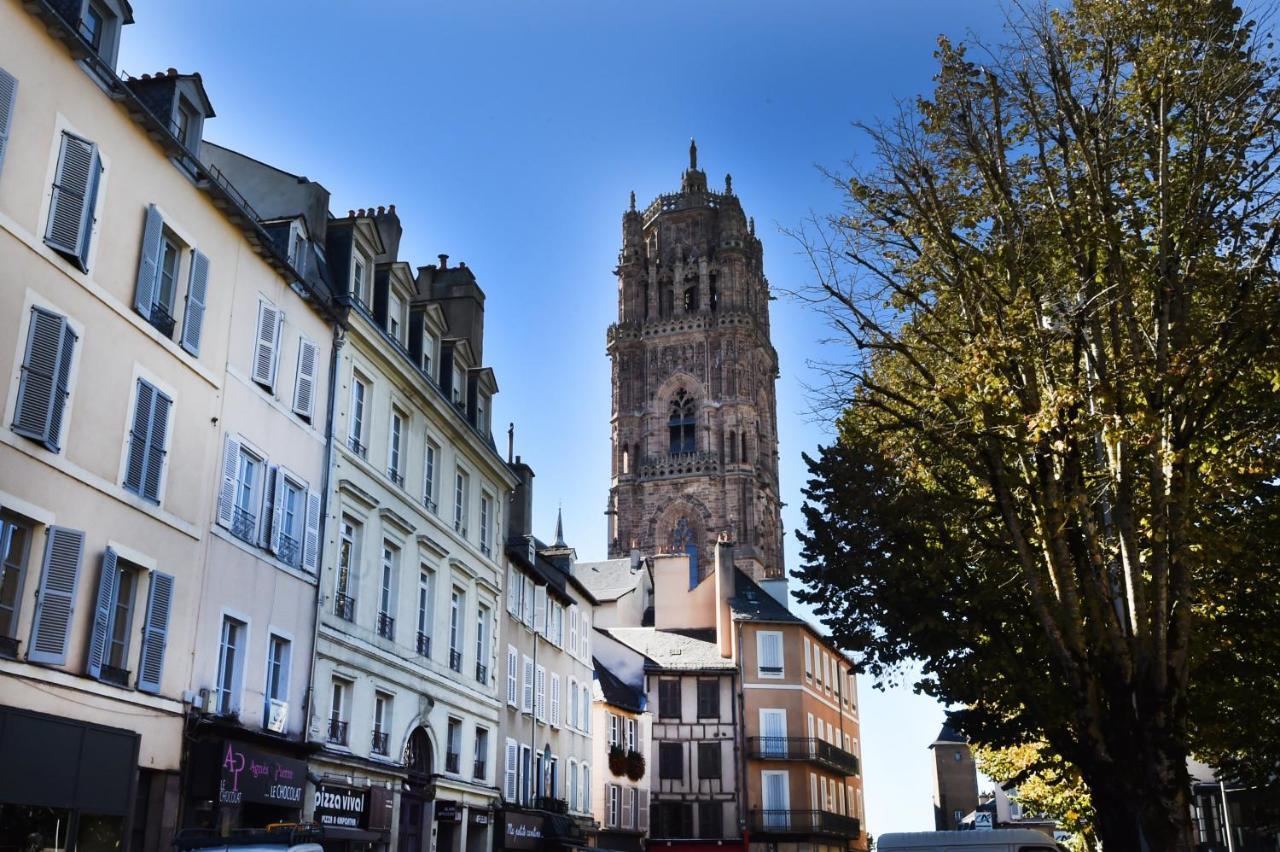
{"left": 416, "top": 631, "right": 431, "bottom": 658}
{"left": 100, "top": 663, "right": 130, "bottom": 687}
{"left": 147, "top": 302, "right": 176, "bottom": 338}
{"left": 449, "top": 649, "right": 463, "bottom": 673}
{"left": 334, "top": 593, "right": 355, "bottom": 622}
{"left": 388, "top": 467, "right": 405, "bottom": 488}
{"left": 231, "top": 506, "right": 257, "bottom": 544}
{"left": 475, "top": 662, "right": 488, "bottom": 684}
{"left": 473, "top": 760, "right": 487, "bottom": 780}
{"left": 533, "top": 796, "right": 568, "bottom": 815}
{"left": 748, "top": 809, "right": 860, "bottom": 838}
{"left": 480, "top": 542, "right": 492, "bottom": 557}
{"left": 423, "top": 495, "right": 438, "bottom": 514}
{"left": 371, "top": 730, "right": 389, "bottom": 755}
{"left": 445, "top": 751, "right": 460, "bottom": 773}
{"left": 276, "top": 534, "right": 300, "bottom": 567}
{"left": 377, "top": 612, "right": 395, "bottom": 640}
{"left": 347, "top": 436, "right": 367, "bottom": 459}
{"left": 747, "top": 737, "right": 860, "bottom": 776}
{"left": 327, "top": 717, "right": 348, "bottom": 745}
{"left": 0, "top": 635, "right": 20, "bottom": 659}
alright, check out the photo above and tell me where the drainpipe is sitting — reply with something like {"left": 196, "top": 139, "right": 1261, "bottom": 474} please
{"left": 735, "top": 621, "right": 749, "bottom": 852}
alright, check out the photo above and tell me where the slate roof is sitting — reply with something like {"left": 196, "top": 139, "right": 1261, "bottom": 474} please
{"left": 932, "top": 718, "right": 968, "bottom": 746}
{"left": 575, "top": 557, "right": 640, "bottom": 602}
{"left": 603, "top": 627, "right": 736, "bottom": 672}
{"left": 593, "top": 657, "right": 644, "bottom": 713}
{"left": 729, "top": 569, "right": 802, "bottom": 624}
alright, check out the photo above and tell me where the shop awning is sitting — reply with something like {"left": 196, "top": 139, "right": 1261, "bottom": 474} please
{"left": 322, "top": 826, "right": 384, "bottom": 842}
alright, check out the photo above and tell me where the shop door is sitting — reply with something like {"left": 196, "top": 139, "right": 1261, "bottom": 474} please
{"left": 397, "top": 792, "right": 426, "bottom": 852}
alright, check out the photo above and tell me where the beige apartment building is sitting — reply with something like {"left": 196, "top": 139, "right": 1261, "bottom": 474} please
{"left": 0, "top": 1, "right": 330, "bottom": 848}
{"left": 589, "top": 646, "right": 653, "bottom": 852}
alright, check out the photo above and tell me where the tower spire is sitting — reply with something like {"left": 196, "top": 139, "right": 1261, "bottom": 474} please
{"left": 554, "top": 504, "right": 566, "bottom": 547}
{"left": 689, "top": 137, "right": 698, "bottom": 171}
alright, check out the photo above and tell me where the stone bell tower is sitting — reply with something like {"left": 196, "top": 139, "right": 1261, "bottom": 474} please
{"left": 606, "top": 140, "right": 784, "bottom": 586}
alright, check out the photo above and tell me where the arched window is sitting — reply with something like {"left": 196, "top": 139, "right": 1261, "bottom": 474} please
{"left": 741, "top": 432, "right": 748, "bottom": 463}
{"left": 683, "top": 285, "right": 699, "bottom": 312}
{"left": 621, "top": 445, "right": 630, "bottom": 474}
{"left": 404, "top": 727, "right": 433, "bottom": 790}
{"left": 668, "top": 390, "right": 696, "bottom": 455}
{"left": 729, "top": 430, "right": 737, "bottom": 463}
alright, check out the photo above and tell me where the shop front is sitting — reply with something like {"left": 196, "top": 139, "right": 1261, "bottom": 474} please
{"left": 0, "top": 705, "right": 140, "bottom": 852}
{"left": 495, "top": 807, "right": 590, "bottom": 852}
{"left": 183, "top": 734, "right": 308, "bottom": 832}
{"left": 312, "top": 780, "right": 393, "bottom": 852}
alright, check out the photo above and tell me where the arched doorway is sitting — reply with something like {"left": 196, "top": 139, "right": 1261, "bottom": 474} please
{"left": 398, "top": 728, "right": 433, "bottom": 852}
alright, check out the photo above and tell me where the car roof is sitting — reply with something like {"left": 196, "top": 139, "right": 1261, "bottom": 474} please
{"left": 877, "top": 830, "right": 1061, "bottom": 848}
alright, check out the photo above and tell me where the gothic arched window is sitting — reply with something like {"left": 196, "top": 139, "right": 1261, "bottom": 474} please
{"left": 668, "top": 390, "right": 696, "bottom": 455}
{"left": 683, "top": 285, "right": 699, "bottom": 312}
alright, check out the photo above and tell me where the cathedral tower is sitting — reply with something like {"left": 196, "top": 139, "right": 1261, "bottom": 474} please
{"left": 607, "top": 141, "right": 784, "bottom": 585}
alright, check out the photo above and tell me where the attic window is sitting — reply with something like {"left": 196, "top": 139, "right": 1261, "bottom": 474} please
{"left": 81, "top": 3, "right": 105, "bottom": 49}
{"left": 78, "top": 0, "right": 123, "bottom": 69}
{"left": 175, "top": 98, "right": 196, "bottom": 148}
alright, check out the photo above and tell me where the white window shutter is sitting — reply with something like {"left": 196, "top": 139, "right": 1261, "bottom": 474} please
{"left": 535, "top": 665, "right": 546, "bottom": 721}
{"left": 506, "top": 647, "right": 518, "bottom": 705}
{"left": 522, "top": 656, "right": 534, "bottom": 713}
{"left": 269, "top": 467, "right": 286, "bottom": 556}
{"left": 638, "top": 787, "right": 649, "bottom": 834}
{"left": 0, "top": 67, "right": 15, "bottom": 176}
{"left": 550, "top": 673, "right": 561, "bottom": 727}
{"left": 44, "top": 133, "right": 96, "bottom": 262}
{"left": 302, "top": 490, "right": 322, "bottom": 572}
{"left": 252, "top": 300, "right": 281, "bottom": 388}
{"left": 27, "top": 526, "right": 85, "bottom": 665}
{"left": 534, "top": 584, "right": 546, "bottom": 636}
{"left": 180, "top": 249, "right": 210, "bottom": 356}
{"left": 292, "top": 337, "right": 317, "bottom": 418}
{"left": 133, "top": 204, "right": 164, "bottom": 318}
{"left": 216, "top": 433, "right": 240, "bottom": 528}
{"left": 507, "top": 566, "right": 518, "bottom": 614}
{"left": 504, "top": 738, "right": 518, "bottom": 800}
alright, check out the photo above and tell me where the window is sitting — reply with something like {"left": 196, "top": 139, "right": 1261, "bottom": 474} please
{"left": 520, "top": 745, "right": 533, "bottom": 805}
{"left": 452, "top": 363, "right": 466, "bottom": 406}
{"left": 757, "top": 630, "right": 784, "bottom": 677}
{"left": 348, "top": 375, "right": 368, "bottom": 456}
{"left": 423, "top": 440, "right": 439, "bottom": 512}
{"left": 263, "top": 635, "right": 290, "bottom": 732}
{"left": 607, "top": 784, "right": 619, "bottom": 827}
{"left": 654, "top": 803, "right": 693, "bottom": 839}
{"left": 625, "top": 717, "right": 637, "bottom": 753}
{"left": 215, "top": 616, "right": 246, "bottom": 715}
{"left": 353, "top": 257, "right": 368, "bottom": 307}
{"left": 697, "top": 678, "right": 719, "bottom": 719}
{"left": 81, "top": 2, "right": 105, "bottom": 49}
{"left": 120, "top": 379, "right": 172, "bottom": 503}
{"left": 12, "top": 306, "right": 78, "bottom": 453}
{"left": 535, "top": 664, "right": 546, "bottom": 722}
{"left": 581, "top": 685, "right": 591, "bottom": 733}
{"left": 667, "top": 389, "right": 696, "bottom": 455}
{"left": 568, "top": 760, "right": 578, "bottom": 812}
{"left": 86, "top": 552, "right": 136, "bottom": 685}
{"left": 760, "top": 708, "right": 787, "bottom": 757}
{"left": 45, "top": 131, "right": 102, "bottom": 271}
{"left": 377, "top": 544, "right": 396, "bottom": 639}
{"left": 372, "top": 691, "right": 392, "bottom": 755}
{"left": 698, "top": 742, "right": 721, "bottom": 780}
{"left": 550, "top": 601, "right": 564, "bottom": 647}
{"left": 445, "top": 717, "right": 462, "bottom": 773}
{"left": 269, "top": 470, "right": 306, "bottom": 567}
{"left": 479, "top": 492, "right": 493, "bottom": 556}
{"left": 387, "top": 410, "right": 404, "bottom": 486}
{"left": 521, "top": 655, "right": 534, "bottom": 713}
{"left": 658, "top": 679, "right": 681, "bottom": 719}
{"left": 608, "top": 713, "right": 619, "bottom": 747}
{"left": 568, "top": 604, "right": 579, "bottom": 650}
{"left": 658, "top": 742, "right": 682, "bottom": 780}
{"left": 0, "top": 66, "right": 17, "bottom": 186}
{"left": 522, "top": 577, "right": 535, "bottom": 627}
{"left": 761, "top": 771, "right": 790, "bottom": 827}
{"left": 217, "top": 438, "right": 264, "bottom": 545}
{"left": 581, "top": 765, "right": 591, "bottom": 811}
{"left": 334, "top": 515, "right": 359, "bottom": 620}
{"left": 388, "top": 293, "right": 403, "bottom": 342}
{"left": 506, "top": 646, "right": 518, "bottom": 705}
{"left": 0, "top": 514, "right": 33, "bottom": 651}
{"left": 422, "top": 329, "right": 437, "bottom": 379}
{"left": 567, "top": 676, "right": 578, "bottom": 727}
{"left": 416, "top": 571, "right": 434, "bottom": 657}
{"left": 804, "top": 637, "right": 813, "bottom": 678}
{"left": 504, "top": 738, "right": 519, "bottom": 800}
{"left": 628, "top": 788, "right": 639, "bottom": 829}
{"left": 251, "top": 299, "right": 283, "bottom": 391}
{"left": 328, "top": 679, "right": 349, "bottom": 744}
{"left": 449, "top": 589, "right": 464, "bottom": 672}
{"left": 476, "top": 604, "right": 490, "bottom": 683}
{"left": 289, "top": 222, "right": 307, "bottom": 269}
{"left": 476, "top": 392, "right": 490, "bottom": 435}
{"left": 698, "top": 802, "right": 722, "bottom": 839}
{"left": 453, "top": 470, "right": 469, "bottom": 537}
{"left": 474, "top": 726, "right": 489, "bottom": 780}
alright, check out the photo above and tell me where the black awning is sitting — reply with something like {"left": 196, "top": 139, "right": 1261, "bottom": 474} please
{"left": 322, "top": 826, "right": 385, "bottom": 842}
{"left": 544, "top": 814, "right": 583, "bottom": 841}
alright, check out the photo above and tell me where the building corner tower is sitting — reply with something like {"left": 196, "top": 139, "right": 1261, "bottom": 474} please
{"left": 606, "top": 141, "right": 785, "bottom": 587}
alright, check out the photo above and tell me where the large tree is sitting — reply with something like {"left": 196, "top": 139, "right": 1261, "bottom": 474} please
{"left": 791, "top": 1, "right": 1280, "bottom": 848}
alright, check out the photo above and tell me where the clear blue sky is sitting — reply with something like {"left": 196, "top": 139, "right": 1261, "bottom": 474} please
{"left": 122, "top": 0, "right": 1010, "bottom": 836}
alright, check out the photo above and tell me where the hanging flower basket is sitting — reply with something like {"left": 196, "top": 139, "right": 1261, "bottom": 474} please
{"left": 608, "top": 746, "right": 628, "bottom": 777}
{"left": 625, "top": 750, "right": 646, "bottom": 781}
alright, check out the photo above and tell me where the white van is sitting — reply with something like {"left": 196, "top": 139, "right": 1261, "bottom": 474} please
{"left": 876, "top": 829, "right": 1067, "bottom": 852}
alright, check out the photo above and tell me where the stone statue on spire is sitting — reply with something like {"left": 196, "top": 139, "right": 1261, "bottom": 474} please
{"left": 629, "top": 190, "right": 636, "bottom": 212}
{"left": 689, "top": 137, "right": 698, "bottom": 171}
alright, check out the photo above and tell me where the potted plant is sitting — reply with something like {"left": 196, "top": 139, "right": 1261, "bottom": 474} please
{"left": 625, "top": 750, "right": 646, "bottom": 781}
{"left": 608, "top": 745, "right": 628, "bottom": 776}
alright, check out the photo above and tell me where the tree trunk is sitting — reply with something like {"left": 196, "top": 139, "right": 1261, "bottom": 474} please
{"left": 1081, "top": 733, "right": 1195, "bottom": 852}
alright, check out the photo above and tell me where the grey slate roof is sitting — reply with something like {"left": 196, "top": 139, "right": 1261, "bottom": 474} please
{"left": 603, "top": 627, "right": 736, "bottom": 671}
{"left": 575, "top": 557, "right": 639, "bottom": 602}
{"left": 932, "top": 718, "right": 968, "bottom": 746}
{"left": 593, "top": 657, "right": 644, "bottom": 713}
{"left": 729, "top": 569, "right": 803, "bottom": 624}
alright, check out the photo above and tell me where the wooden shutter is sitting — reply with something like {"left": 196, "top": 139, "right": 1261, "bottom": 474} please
{"left": 216, "top": 433, "right": 240, "bottom": 527}
{"left": 123, "top": 380, "right": 153, "bottom": 495}
{"left": 506, "top": 567, "right": 518, "bottom": 614}
{"left": 522, "top": 656, "right": 533, "bottom": 712}
{"left": 27, "top": 526, "right": 84, "bottom": 665}
{"left": 268, "top": 467, "right": 286, "bottom": 556}
{"left": 550, "top": 673, "right": 560, "bottom": 727}
{"left": 0, "top": 67, "right": 16, "bottom": 177}
{"left": 143, "top": 391, "right": 171, "bottom": 502}
{"left": 136, "top": 571, "right": 173, "bottom": 693}
{"left": 85, "top": 548, "right": 118, "bottom": 679}
{"left": 535, "top": 665, "right": 546, "bottom": 721}
{"left": 251, "top": 300, "right": 281, "bottom": 387}
{"left": 534, "top": 584, "right": 546, "bottom": 636}
{"left": 180, "top": 249, "right": 209, "bottom": 355}
{"left": 44, "top": 132, "right": 96, "bottom": 261}
{"left": 292, "top": 338, "right": 318, "bottom": 418}
{"left": 13, "top": 307, "right": 76, "bottom": 451}
{"left": 133, "top": 205, "right": 164, "bottom": 318}
{"left": 504, "top": 738, "right": 518, "bottom": 800}
{"left": 302, "top": 490, "right": 321, "bottom": 572}
{"left": 621, "top": 784, "right": 632, "bottom": 828}
{"left": 638, "top": 789, "right": 649, "bottom": 835}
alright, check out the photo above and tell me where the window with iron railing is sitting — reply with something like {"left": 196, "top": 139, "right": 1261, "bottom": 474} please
{"left": 445, "top": 750, "right": 460, "bottom": 773}
{"left": 346, "top": 435, "right": 367, "bottom": 458}
{"left": 371, "top": 730, "right": 389, "bottom": 755}
{"left": 377, "top": 612, "right": 395, "bottom": 640}
{"left": 416, "top": 631, "right": 431, "bottom": 658}
{"left": 327, "top": 717, "right": 348, "bottom": 745}
{"left": 231, "top": 506, "right": 257, "bottom": 545}
{"left": 475, "top": 662, "right": 488, "bottom": 684}
{"left": 449, "top": 649, "right": 463, "bottom": 673}
{"left": 334, "top": 594, "right": 355, "bottom": 622}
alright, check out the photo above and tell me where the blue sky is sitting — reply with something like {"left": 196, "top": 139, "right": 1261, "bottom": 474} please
{"left": 122, "top": 0, "right": 1010, "bottom": 835}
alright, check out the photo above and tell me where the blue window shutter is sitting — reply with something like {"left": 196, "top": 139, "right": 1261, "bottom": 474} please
{"left": 123, "top": 380, "right": 154, "bottom": 494}
{"left": 76, "top": 147, "right": 102, "bottom": 271}
{"left": 136, "top": 571, "right": 173, "bottom": 694}
{"left": 303, "top": 490, "right": 321, "bottom": 572}
{"left": 44, "top": 132, "right": 94, "bottom": 259}
{"left": 133, "top": 204, "right": 164, "bottom": 319}
{"left": 217, "top": 433, "right": 240, "bottom": 528}
{"left": 12, "top": 307, "right": 66, "bottom": 446}
{"left": 45, "top": 318, "right": 77, "bottom": 453}
{"left": 180, "top": 249, "right": 209, "bottom": 356}
{"left": 142, "top": 391, "right": 172, "bottom": 502}
{"left": 27, "top": 526, "right": 85, "bottom": 665}
{"left": 0, "top": 67, "right": 16, "bottom": 178}
{"left": 85, "top": 548, "right": 118, "bottom": 679}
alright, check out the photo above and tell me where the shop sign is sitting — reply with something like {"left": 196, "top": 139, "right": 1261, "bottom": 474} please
{"left": 217, "top": 740, "right": 306, "bottom": 808}
{"left": 314, "top": 784, "right": 368, "bottom": 828}
{"left": 436, "top": 800, "right": 461, "bottom": 823}
{"left": 503, "top": 812, "right": 544, "bottom": 850}
{"left": 369, "top": 787, "right": 394, "bottom": 831}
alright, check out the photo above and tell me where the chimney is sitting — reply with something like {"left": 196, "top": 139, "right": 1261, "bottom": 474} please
{"left": 438, "top": 254, "right": 449, "bottom": 269}
{"left": 508, "top": 456, "right": 535, "bottom": 544}
{"left": 714, "top": 535, "right": 736, "bottom": 659}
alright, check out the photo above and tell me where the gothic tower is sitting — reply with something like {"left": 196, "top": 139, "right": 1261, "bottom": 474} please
{"left": 606, "top": 141, "right": 784, "bottom": 585}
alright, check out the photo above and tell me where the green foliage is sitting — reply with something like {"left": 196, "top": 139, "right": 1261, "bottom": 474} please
{"left": 975, "top": 742, "right": 1095, "bottom": 851}
{"left": 792, "top": 0, "right": 1280, "bottom": 846}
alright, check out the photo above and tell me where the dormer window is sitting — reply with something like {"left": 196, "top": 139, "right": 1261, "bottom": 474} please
{"left": 81, "top": 3, "right": 105, "bottom": 50}
{"left": 288, "top": 222, "right": 307, "bottom": 273}
{"left": 453, "top": 363, "right": 466, "bottom": 407}
{"left": 76, "top": 0, "right": 126, "bottom": 69}
{"left": 175, "top": 98, "right": 196, "bottom": 149}
{"left": 476, "top": 392, "right": 490, "bottom": 435}
{"left": 422, "top": 329, "right": 437, "bottom": 380}
{"left": 352, "top": 257, "right": 367, "bottom": 307}
{"left": 388, "top": 294, "right": 403, "bottom": 343}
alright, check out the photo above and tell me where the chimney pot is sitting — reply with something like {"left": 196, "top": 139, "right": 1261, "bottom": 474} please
{"left": 167, "top": 67, "right": 178, "bottom": 76}
{"left": 389, "top": 204, "right": 396, "bottom": 213}
{"left": 348, "top": 209, "right": 355, "bottom": 218}
{"left": 377, "top": 205, "right": 385, "bottom": 215}
{"left": 438, "top": 254, "right": 449, "bottom": 269}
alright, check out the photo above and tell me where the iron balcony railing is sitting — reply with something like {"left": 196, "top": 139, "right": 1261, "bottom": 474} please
{"left": 231, "top": 506, "right": 257, "bottom": 544}
{"left": 533, "top": 796, "right": 568, "bottom": 815}
{"left": 480, "top": 542, "right": 492, "bottom": 557}
{"left": 423, "top": 495, "right": 438, "bottom": 514}
{"left": 449, "top": 649, "right": 463, "bottom": 673}
{"left": 347, "top": 436, "right": 367, "bottom": 459}
{"left": 371, "top": 730, "right": 389, "bottom": 755}
{"left": 416, "top": 631, "right": 431, "bottom": 658}
{"left": 473, "top": 760, "right": 486, "bottom": 780}
{"left": 147, "top": 302, "right": 176, "bottom": 338}
{"left": 445, "top": 751, "right": 460, "bottom": 773}
{"left": 100, "top": 663, "right": 130, "bottom": 687}
{"left": 388, "top": 467, "right": 405, "bottom": 488}
{"left": 277, "top": 534, "right": 300, "bottom": 568}
{"left": 377, "top": 612, "right": 395, "bottom": 640}
{"left": 334, "top": 593, "right": 355, "bottom": 622}
{"left": 327, "top": 717, "right": 348, "bottom": 746}
{"left": 475, "top": 662, "right": 488, "bottom": 684}
{"left": 0, "top": 635, "right": 19, "bottom": 659}
{"left": 748, "top": 810, "right": 860, "bottom": 838}
{"left": 747, "top": 737, "right": 860, "bottom": 776}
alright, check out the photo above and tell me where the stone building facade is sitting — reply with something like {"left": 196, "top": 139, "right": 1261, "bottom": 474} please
{"left": 606, "top": 141, "right": 784, "bottom": 583}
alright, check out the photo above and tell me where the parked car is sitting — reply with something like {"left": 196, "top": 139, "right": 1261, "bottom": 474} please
{"left": 876, "top": 829, "right": 1067, "bottom": 852}
{"left": 174, "top": 823, "right": 324, "bottom": 852}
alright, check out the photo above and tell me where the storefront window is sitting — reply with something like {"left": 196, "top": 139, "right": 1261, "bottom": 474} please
{"left": 75, "top": 813, "right": 126, "bottom": 852}
{"left": 0, "top": 803, "right": 74, "bottom": 852}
